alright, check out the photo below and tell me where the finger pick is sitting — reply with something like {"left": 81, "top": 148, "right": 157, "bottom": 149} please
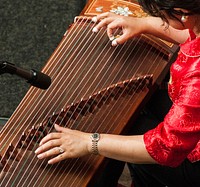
{"left": 92, "top": 16, "right": 98, "bottom": 23}
{"left": 92, "top": 27, "right": 99, "bottom": 33}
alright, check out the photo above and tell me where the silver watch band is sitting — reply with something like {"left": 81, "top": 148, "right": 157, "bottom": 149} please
{"left": 90, "top": 133, "right": 100, "bottom": 155}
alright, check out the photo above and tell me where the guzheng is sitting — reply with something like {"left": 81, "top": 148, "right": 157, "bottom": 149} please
{"left": 0, "top": 0, "right": 179, "bottom": 186}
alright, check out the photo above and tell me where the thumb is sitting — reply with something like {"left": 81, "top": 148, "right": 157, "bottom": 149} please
{"left": 111, "top": 35, "right": 127, "bottom": 46}
{"left": 117, "top": 30, "right": 134, "bottom": 44}
{"left": 112, "top": 29, "right": 136, "bottom": 46}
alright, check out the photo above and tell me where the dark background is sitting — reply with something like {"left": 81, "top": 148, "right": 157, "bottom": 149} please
{"left": 0, "top": 0, "right": 86, "bottom": 118}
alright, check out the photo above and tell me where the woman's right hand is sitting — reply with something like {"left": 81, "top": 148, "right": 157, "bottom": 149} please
{"left": 92, "top": 12, "right": 146, "bottom": 46}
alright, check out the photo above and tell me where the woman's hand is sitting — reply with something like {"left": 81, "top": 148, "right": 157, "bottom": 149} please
{"left": 35, "top": 124, "right": 91, "bottom": 164}
{"left": 92, "top": 12, "right": 146, "bottom": 46}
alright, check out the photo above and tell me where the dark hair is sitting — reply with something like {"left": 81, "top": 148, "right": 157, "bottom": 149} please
{"left": 138, "top": 0, "right": 200, "bottom": 22}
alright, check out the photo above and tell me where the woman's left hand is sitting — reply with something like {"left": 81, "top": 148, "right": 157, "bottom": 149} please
{"left": 35, "top": 124, "right": 91, "bottom": 164}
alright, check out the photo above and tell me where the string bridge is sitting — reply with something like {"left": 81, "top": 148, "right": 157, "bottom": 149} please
{"left": 0, "top": 74, "right": 152, "bottom": 172}
{"left": 0, "top": 124, "right": 49, "bottom": 172}
{"left": 49, "top": 74, "right": 153, "bottom": 126}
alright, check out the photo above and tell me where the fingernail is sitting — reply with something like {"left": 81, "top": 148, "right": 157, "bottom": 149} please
{"left": 112, "top": 39, "right": 118, "bottom": 46}
{"left": 37, "top": 154, "right": 43, "bottom": 159}
{"left": 48, "top": 160, "right": 53, "bottom": 164}
{"left": 35, "top": 148, "right": 39, "bottom": 154}
{"left": 92, "top": 16, "right": 98, "bottom": 23}
{"left": 92, "top": 27, "right": 99, "bottom": 33}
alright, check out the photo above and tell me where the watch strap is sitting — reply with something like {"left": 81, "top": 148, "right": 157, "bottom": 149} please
{"left": 91, "top": 133, "right": 100, "bottom": 155}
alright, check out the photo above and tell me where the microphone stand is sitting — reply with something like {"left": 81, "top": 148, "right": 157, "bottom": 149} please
{"left": 0, "top": 61, "right": 51, "bottom": 90}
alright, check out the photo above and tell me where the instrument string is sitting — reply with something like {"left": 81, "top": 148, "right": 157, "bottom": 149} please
{"left": 0, "top": 12, "right": 171, "bottom": 186}
{"left": 24, "top": 26, "right": 127, "bottom": 187}
{"left": 3, "top": 20, "right": 93, "bottom": 186}
{"left": 61, "top": 36, "right": 158, "bottom": 187}
{"left": 76, "top": 53, "right": 165, "bottom": 187}
{"left": 35, "top": 32, "right": 137, "bottom": 187}
{"left": 5, "top": 19, "right": 115, "bottom": 187}
{"left": 0, "top": 16, "right": 87, "bottom": 168}
{"left": 28, "top": 32, "right": 165, "bottom": 186}
{"left": 15, "top": 22, "right": 112, "bottom": 186}
{"left": 0, "top": 16, "right": 97, "bottom": 186}
{"left": 0, "top": 21, "right": 86, "bottom": 186}
{"left": 42, "top": 34, "right": 159, "bottom": 187}
{"left": 69, "top": 40, "right": 165, "bottom": 187}
{"left": 13, "top": 19, "right": 108, "bottom": 186}
{"left": 0, "top": 17, "right": 87, "bottom": 150}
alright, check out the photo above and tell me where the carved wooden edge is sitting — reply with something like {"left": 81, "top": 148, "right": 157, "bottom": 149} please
{"left": 81, "top": 0, "right": 139, "bottom": 16}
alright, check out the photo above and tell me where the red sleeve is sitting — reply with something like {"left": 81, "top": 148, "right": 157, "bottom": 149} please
{"left": 144, "top": 70, "right": 200, "bottom": 167}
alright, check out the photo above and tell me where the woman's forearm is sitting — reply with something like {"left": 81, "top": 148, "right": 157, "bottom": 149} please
{"left": 143, "top": 16, "right": 189, "bottom": 44}
{"left": 97, "top": 134, "right": 157, "bottom": 164}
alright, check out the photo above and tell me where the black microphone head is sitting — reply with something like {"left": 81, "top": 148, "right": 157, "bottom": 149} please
{"left": 28, "top": 70, "right": 51, "bottom": 90}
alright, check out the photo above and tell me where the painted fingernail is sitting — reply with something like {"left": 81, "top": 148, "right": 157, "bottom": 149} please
{"left": 112, "top": 39, "right": 118, "bottom": 46}
{"left": 92, "top": 27, "right": 99, "bottom": 33}
{"left": 92, "top": 16, "right": 98, "bottom": 23}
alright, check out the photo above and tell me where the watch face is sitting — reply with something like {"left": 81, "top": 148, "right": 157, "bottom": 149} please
{"left": 92, "top": 133, "right": 100, "bottom": 141}
{"left": 93, "top": 133, "right": 99, "bottom": 139}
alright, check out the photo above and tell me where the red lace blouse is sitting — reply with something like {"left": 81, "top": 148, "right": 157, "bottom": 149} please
{"left": 144, "top": 30, "right": 200, "bottom": 167}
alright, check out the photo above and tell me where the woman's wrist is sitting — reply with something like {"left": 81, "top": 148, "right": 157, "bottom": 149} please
{"left": 90, "top": 133, "right": 100, "bottom": 155}
{"left": 139, "top": 16, "right": 158, "bottom": 34}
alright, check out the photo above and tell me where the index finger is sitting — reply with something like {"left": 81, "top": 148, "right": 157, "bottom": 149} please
{"left": 92, "top": 12, "right": 117, "bottom": 32}
{"left": 93, "top": 17, "right": 116, "bottom": 36}
{"left": 39, "top": 132, "right": 61, "bottom": 146}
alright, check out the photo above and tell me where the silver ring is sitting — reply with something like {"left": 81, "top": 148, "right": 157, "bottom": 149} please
{"left": 58, "top": 147, "right": 65, "bottom": 154}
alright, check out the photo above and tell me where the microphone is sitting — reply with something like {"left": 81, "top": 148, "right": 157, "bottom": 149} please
{"left": 0, "top": 61, "right": 51, "bottom": 90}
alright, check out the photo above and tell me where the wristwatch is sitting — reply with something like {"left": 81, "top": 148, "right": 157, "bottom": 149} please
{"left": 90, "top": 133, "right": 100, "bottom": 155}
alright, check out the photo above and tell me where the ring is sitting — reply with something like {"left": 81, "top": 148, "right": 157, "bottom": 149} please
{"left": 58, "top": 147, "right": 65, "bottom": 154}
